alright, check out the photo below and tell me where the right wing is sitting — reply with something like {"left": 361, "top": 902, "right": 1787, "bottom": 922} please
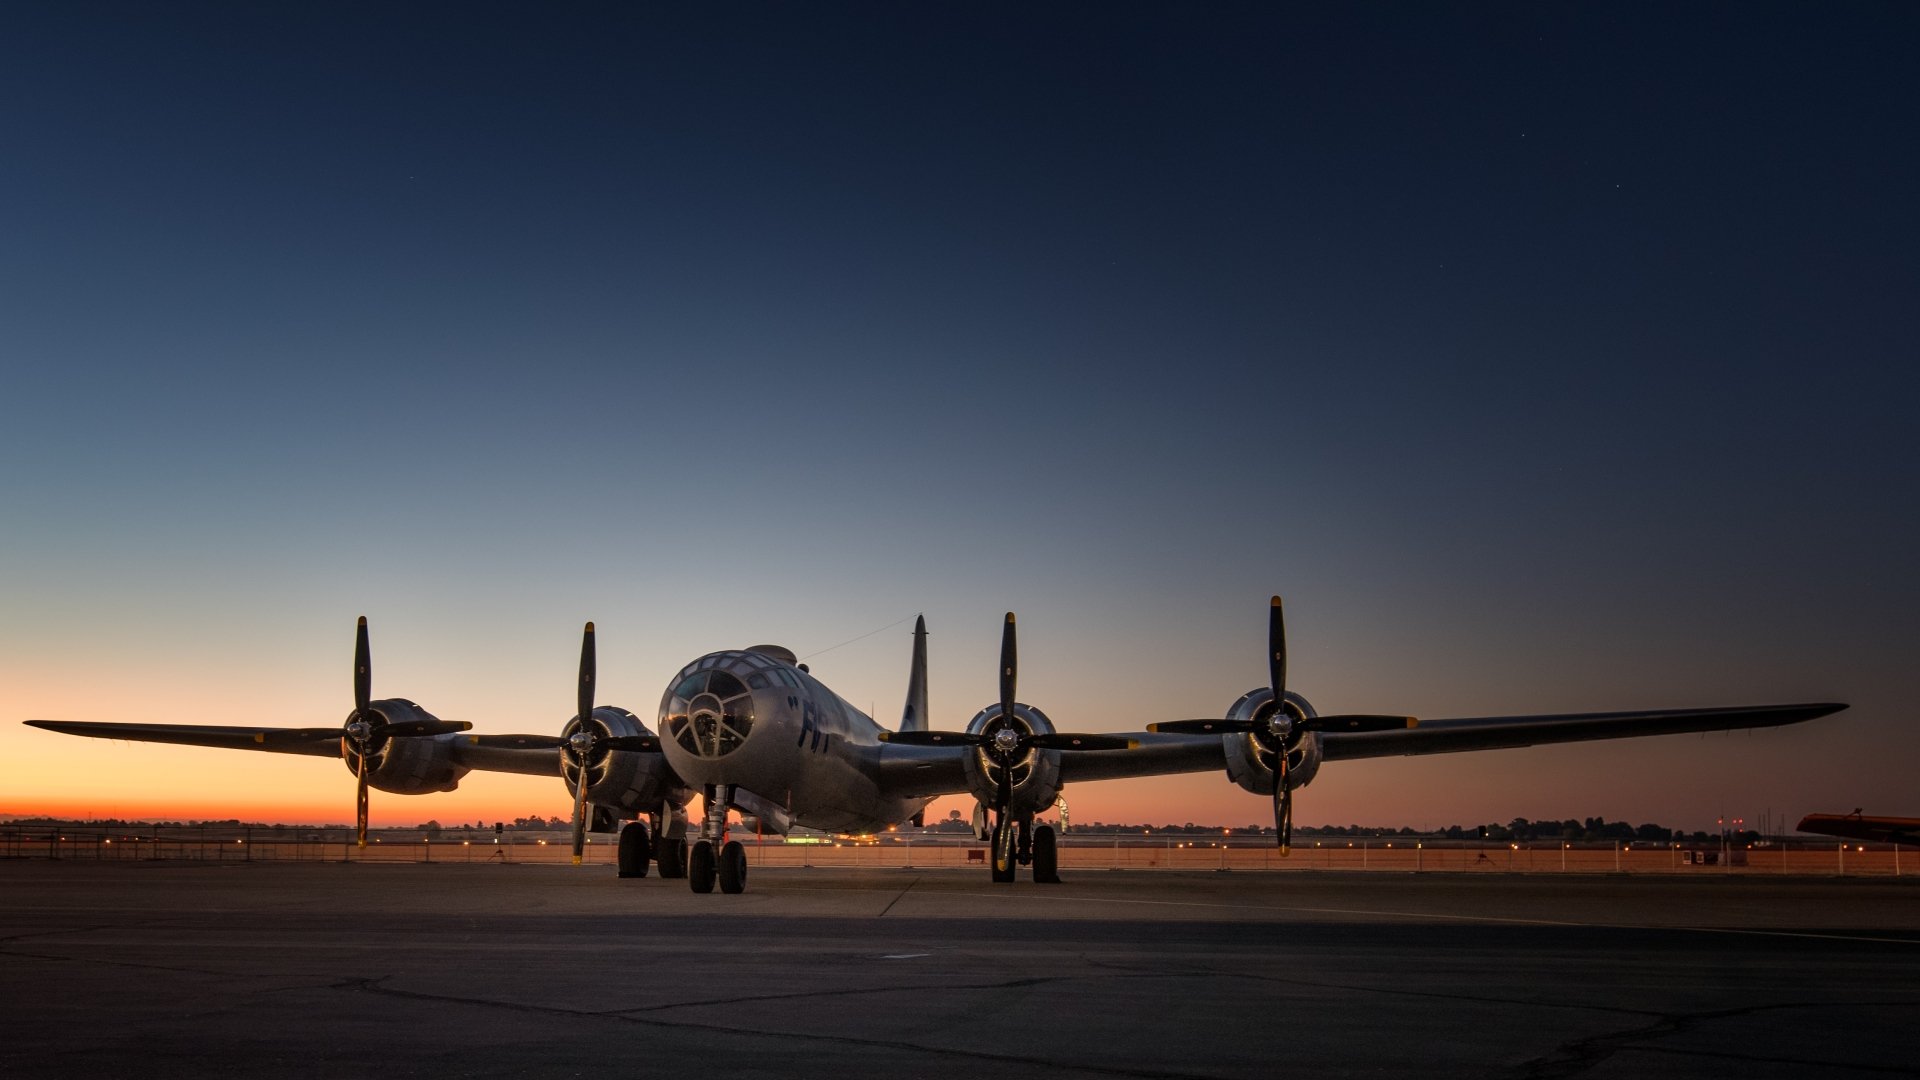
{"left": 24, "top": 720, "right": 346, "bottom": 758}
{"left": 1796, "top": 813, "right": 1920, "bottom": 846}
{"left": 1319, "top": 703, "right": 1843, "bottom": 760}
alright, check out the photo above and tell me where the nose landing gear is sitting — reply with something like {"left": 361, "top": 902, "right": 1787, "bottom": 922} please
{"left": 688, "top": 784, "right": 751, "bottom": 894}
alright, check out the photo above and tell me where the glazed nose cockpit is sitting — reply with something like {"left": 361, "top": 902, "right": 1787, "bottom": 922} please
{"left": 659, "top": 648, "right": 797, "bottom": 759}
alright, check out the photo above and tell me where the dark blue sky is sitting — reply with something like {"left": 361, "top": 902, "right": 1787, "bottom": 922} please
{"left": 3, "top": 5, "right": 1914, "bottom": 826}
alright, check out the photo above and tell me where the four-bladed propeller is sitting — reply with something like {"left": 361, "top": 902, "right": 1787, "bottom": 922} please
{"left": 467, "top": 622, "right": 660, "bottom": 864}
{"left": 881, "top": 613, "right": 1135, "bottom": 862}
{"left": 1148, "top": 596, "right": 1415, "bottom": 854}
{"left": 249, "top": 617, "right": 471, "bottom": 847}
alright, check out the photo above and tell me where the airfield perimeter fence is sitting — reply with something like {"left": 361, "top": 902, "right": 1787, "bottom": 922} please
{"left": 0, "top": 825, "right": 1910, "bottom": 876}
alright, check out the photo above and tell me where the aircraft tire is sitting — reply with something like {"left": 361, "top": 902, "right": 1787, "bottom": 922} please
{"left": 688, "top": 840, "right": 717, "bottom": 894}
{"left": 617, "top": 821, "right": 651, "bottom": 879}
{"left": 1032, "top": 824, "right": 1060, "bottom": 884}
{"left": 718, "top": 840, "right": 748, "bottom": 894}
{"left": 656, "top": 838, "right": 686, "bottom": 879}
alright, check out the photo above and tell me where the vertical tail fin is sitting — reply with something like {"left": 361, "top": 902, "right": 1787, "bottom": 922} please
{"left": 900, "top": 614, "right": 929, "bottom": 732}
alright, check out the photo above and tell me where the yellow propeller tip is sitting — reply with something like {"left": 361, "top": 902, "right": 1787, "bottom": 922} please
{"left": 1127, "top": 740, "right": 1140, "bottom": 749}
{"left": 1145, "top": 724, "right": 1160, "bottom": 733}
{"left": 585, "top": 621, "right": 594, "bottom": 632}
{"left": 877, "top": 732, "right": 892, "bottom": 742}
{"left": 1005, "top": 612, "right": 1016, "bottom": 623}
{"left": 1279, "top": 845, "right": 1291, "bottom": 857}
{"left": 254, "top": 733, "right": 265, "bottom": 744}
{"left": 357, "top": 615, "right": 367, "bottom": 626}
{"left": 572, "top": 856, "right": 583, "bottom": 865}
{"left": 1270, "top": 596, "right": 1282, "bottom": 607}
{"left": 1407, "top": 718, "right": 1419, "bottom": 728}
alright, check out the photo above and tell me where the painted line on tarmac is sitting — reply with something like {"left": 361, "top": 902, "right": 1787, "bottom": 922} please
{"left": 947, "top": 892, "right": 1920, "bottom": 946}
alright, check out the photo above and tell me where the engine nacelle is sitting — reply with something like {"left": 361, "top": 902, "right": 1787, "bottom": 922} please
{"left": 1221, "top": 689, "right": 1324, "bottom": 796}
{"left": 340, "top": 698, "right": 470, "bottom": 794}
{"left": 564, "top": 706, "right": 684, "bottom": 815}
{"left": 961, "top": 702, "right": 1063, "bottom": 816}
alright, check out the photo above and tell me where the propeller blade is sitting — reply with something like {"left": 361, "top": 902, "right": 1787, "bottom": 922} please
{"left": 1147, "top": 719, "right": 1257, "bottom": 735}
{"left": 1278, "top": 783, "right": 1293, "bottom": 856}
{"left": 570, "top": 752, "right": 590, "bottom": 865}
{"left": 597, "top": 734, "right": 661, "bottom": 752}
{"left": 1026, "top": 733, "right": 1138, "bottom": 751}
{"left": 353, "top": 616, "right": 371, "bottom": 721}
{"left": 381, "top": 719, "right": 471, "bottom": 738}
{"left": 465, "top": 733, "right": 566, "bottom": 750}
{"left": 996, "top": 759, "right": 1014, "bottom": 813}
{"left": 1275, "top": 740, "right": 1292, "bottom": 855}
{"left": 355, "top": 750, "right": 370, "bottom": 849}
{"left": 577, "top": 622, "right": 596, "bottom": 724}
{"left": 998, "top": 612, "right": 1017, "bottom": 725}
{"left": 878, "top": 730, "right": 983, "bottom": 746}
{"left": 571, "top": 621, "right": 599, "bottom": 867}
{"left": 1304, "top": 714, "right": 1418, "bottom": 733}
{"left": 1268, "top": 595, "right": 1286, "bottom": 705}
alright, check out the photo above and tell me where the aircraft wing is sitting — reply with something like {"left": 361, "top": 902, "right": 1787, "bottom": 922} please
{"left": 1055, "top": 733, "right": 1227, "bottom": 784}
{"left": 875, "top": 733, "right": 1227, "bottom": 797}
{"left": 21, "top": 719, "right": 567, "bottom": 778}
{"left": 1318, "top": 702, "right": 1843, "bottom": 760}
{"left": 877, "top": 703, "right": 1840, "bottom": 797}
{"left": 23, "top": 720, "right": 346, "bottom": 758}
{"left": 1796, "top": 813, "right": 1920, "bottom": 846}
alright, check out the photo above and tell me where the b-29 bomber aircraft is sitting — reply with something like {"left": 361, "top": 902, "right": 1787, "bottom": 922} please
{"left": 25, "top": 597, "right": 1846, "bottom": 894}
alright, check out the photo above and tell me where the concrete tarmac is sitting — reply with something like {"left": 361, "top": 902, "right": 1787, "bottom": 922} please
{"left": 3, "top": 861, "right": 1916, "bottom": 1079}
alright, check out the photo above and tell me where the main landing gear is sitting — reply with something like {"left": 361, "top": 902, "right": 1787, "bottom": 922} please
{"left": 989, "top": 815, "right": 1060, "bottom": 885}
{"left": 617, "top": 816, "right": 688, "bottom": 879}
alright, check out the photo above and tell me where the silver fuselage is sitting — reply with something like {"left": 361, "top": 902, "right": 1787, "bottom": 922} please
{"left": 656, "top": 649, "right": 933, "bottom": 835}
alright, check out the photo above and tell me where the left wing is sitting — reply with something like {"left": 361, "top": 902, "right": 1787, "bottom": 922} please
{"left": 882, "top": 702, "right": 1844, "bottom": 796}
{"left": 1318, "top": 702, "right": 1844, "bottom": 760}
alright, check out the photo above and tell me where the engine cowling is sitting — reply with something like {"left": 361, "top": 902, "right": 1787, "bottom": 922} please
{"left": 961, "top": 702, "right": 1063, "bottom": 815}
{"left": 563, "top": 705, "right": 683, "bottom": 814}
{"left": 1221, "top": 689, "right": 1323, "bottom": 797}
{"left": 339, "top": 698, "right": 470, "bottom": 794}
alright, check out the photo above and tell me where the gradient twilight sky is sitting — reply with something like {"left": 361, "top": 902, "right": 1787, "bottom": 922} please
{"left": 2, "top": 5, "right": 1914, "bottom": 833}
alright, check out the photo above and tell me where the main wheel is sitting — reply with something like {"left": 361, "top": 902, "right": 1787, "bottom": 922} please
{"left": 688, "top": 840, "right": 717, "bottom": 894}
{"left": 991, "top": 819, "right": 1017, "bottom": 883}
{"left": 718, "top": 840, "right": 748, "bottom": 894}
{"left": 617, "top": 821, "right": 652, "bottom": 879}
{"left": 657, "top": 837, "right": 686, "bottom": 879}
{"left": 1032, "top": 824, "right": 1060, "bottom": 884}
